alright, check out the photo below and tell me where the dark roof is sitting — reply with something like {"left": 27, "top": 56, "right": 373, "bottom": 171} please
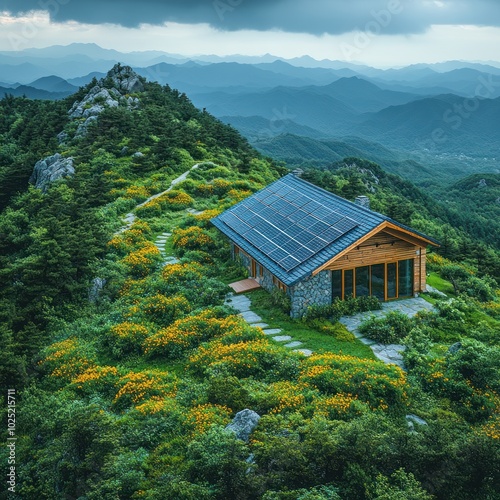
{"left": 212, "top": 174, "right": 438, "bottom": 286}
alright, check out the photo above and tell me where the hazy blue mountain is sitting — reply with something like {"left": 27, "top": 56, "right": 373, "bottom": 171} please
{"left": 252, "top": 133, "right": 442, "bottom": 183}
{"left": 352, "top": 94, "right": 500, "bottom": 156}
{"left": 28, "top": 75, "right": 78, "bottom": 93}
{"left": 308, "top": 77, "right": 420, "bottom": 112}
{"left": 254, "top": 60, "right": 360, "bottom": 84}
{"left": 0, "top": 85, "right": 70, "bottom": 100}
{"left": 193, "top": 86, "right": 359, "bottom": 135}
{"left": 135, "top": 61, "right": 320, "bottom": 91}
{"left": 67, "top": 72, "right": 107, "bottom": 87}
{"left": 219, "top": 115, "right": 329, "bottom": 141}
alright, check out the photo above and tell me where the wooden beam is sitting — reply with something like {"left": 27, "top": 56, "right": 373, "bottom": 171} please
{"left": 312, "top": 223, "right": 386, "bottom": 275}
{"left": 383, "top": 222, "right": 440, "bottom": 247}
{"left": 312, "top": 221, "right": 437, "bottom": 276}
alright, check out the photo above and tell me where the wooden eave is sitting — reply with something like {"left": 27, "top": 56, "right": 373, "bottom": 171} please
{"left": 311, "top": 221, "right": 439, "bottom": 276}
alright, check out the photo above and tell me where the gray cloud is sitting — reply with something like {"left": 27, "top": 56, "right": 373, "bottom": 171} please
{"left": 1, "top": 0, "right": 500, "bottom": 34}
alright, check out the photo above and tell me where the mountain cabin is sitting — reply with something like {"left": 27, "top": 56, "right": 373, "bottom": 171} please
{"left": 212, "top": 173, "right": 439, "bottom": 318}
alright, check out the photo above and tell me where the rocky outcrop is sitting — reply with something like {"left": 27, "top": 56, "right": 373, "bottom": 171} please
{"left": 88, "top": 277, "right": 107, "bottom": 303}
{"left": 225, "top": 409, "right": 261, "bottom": 442}
{"left": 108, "top": 64, "right": 145, "bottom": 93}
{"left": 29, "top": 153, "right": 75, "bottom": 192}
{"left": 67, "top": 64, "right": 142, "bottom": 139}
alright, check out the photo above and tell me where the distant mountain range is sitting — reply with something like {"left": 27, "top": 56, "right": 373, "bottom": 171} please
{"left": 1, "top": 43, "right": 499, "bottom": 184}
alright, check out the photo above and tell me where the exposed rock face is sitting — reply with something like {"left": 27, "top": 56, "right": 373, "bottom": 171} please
{"left": 478, "top": 179, "right": 487, "bottom": 188}
{"left": 69, "top": 86, "right": 121, "bottom": 119}
{"left": 447, "top": 342, "right": 462, "bottom": 355}
{"left": 67, "top": 64, "right": 142, "bottom": 138}
{"left": 89, "top": 277, "right": 107, "bottom": 303}
{"left": 225, "top": 409, "right": 261, "bottom": 442}
{"left": 109, "top": 64, "right": 145, "bottom": 93}
{"left": 29, "top": 153, "right": 75, "bottom": 192}
{"left": 406, "top": 414, "right": 428, "bottom": 432}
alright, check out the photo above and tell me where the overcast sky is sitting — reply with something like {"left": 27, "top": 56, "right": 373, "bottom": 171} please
{"left": 1, "top": 0, "right": 500, "bottom": 66}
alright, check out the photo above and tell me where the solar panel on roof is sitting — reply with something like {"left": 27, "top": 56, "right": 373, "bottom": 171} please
{"left": 285, "top": 240, "right": 303, "bottom": 254}
{"left": 284, "top": 190, "right": 302, "bottom": 202}
{"left": 333, "top": 217, "right": 358, "bottom": 234}
{"left": 294, "top": 247, "right": 315, "bottom": 261}
{"left": 309, "top": 221, "right": 331, "bottom": 234}
{"left": 261, "top": 241, "right": 278, "bottom": 254}
{"left": 269, "top": 248, "right": 289, "bottom": 262}
{"left": 258, "top": 206, "right": 276, "bottom": 220}
{"left": 325, "top": 213, "right": 344, "bottom": 226}
{"left": 292, "top": 194, "right": 312, "bottom": 208}
{"left": 215, "top": 177, "right": 368, "bottom": 274}
{"left": 298, "top": 215, "right": 319, "bottom": 229}
{"left": 289, "top": 210, "right": 308, "bottom": 223}
{"left": 312, "top": 206, "right": 333, "bottom": 219}
{"left": 308, "top": 237, "right": 327, "bottom": 253}
{"left": 303, "top": 200, "right": 323, "bottom": 213}
{"left": 280, "top": 255, "right": 301, "bottom": 271}
{"left": 286, "top": 225, "right": 303, "bottom": 238}
{"left": 295, "top": 231, "right": 314, "bottom": 245}
{"left": 321, "top": 226, "right": 343, "bottom": 241}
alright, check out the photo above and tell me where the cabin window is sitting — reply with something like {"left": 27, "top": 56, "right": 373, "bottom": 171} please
{"left": 355, "top": 266, "right": 370, "bottom": 297}
{"left": 398, "top": 259, "right": 414, "bottom": 297}
{"left": 387, "top": 263, "right": 397, "bottom": 299}
{"left": 332, "top": 258, "right": 414, "bottom": 302}
{"left": 344, "top": 269, "right": 354, "bottom": 299}
{"left": 371, "top": 264, "right": 385, "bottom": 301}
{"left": 332, "top": 270, "right": 342, "bottom": 299}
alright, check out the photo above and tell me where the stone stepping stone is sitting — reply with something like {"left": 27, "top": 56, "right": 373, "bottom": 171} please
{"left": 239, "top": 311, "right": 262, "bottom": 323}
{"left": 294, "top": 349, "right": 313, "bottom": 357}
{"left": 272, "top": 335, "right": 292, "bottom": 342}
{"left": 262, "top": 329, "right": 282, "bottom": 336}
{"left": 284, "top": 341, "right": 303, "bottom": 348}
{"left": 226, "top": 296, "right": 252, "bottom": 312}
{"left": 359, "top": 337, "right": 376, "bottom": 346}
{"left": 250, "top": 323, "right": 269, "bottom": 329}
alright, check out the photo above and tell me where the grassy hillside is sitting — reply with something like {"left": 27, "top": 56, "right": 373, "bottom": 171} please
{"left": 0, "top": 66, "right": 499, "bottom": 500}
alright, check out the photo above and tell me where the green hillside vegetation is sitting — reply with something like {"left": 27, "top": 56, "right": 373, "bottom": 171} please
{"left": 0, "top": 67, "right": 499, "bottom": 499}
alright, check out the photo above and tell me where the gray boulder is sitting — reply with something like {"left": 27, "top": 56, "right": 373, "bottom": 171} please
{"left": 57, "top": 131, "right": 68, "bottom": 144}
{"left": 447, "top": 342, "right": 462, "bottom": 355}
{"left": 225, "top": 409, "right": 261, "bottom": 442}
{"left": 406, "top": 414, "right": 428, "bottom": 433}
{"left": 89, "top": 277, "right": 107, "bottom": 303}
{"left": 75, "top": 116, "right": 98, "bottom": 138}
{"left": 29, "top": 153, "right": 75, "bottom": 192}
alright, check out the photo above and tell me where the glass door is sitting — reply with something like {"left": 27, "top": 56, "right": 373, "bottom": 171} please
{"left": 371, "top": 264, "right": 385, "bottom": 301}
{"left": 387, "top": 262, "right": 397, "bottom": 299}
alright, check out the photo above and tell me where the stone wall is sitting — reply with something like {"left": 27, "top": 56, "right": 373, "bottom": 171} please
{"left": 289, "top": 270, "right": 332, "bottom": 318}
{"left": 231, "top": 244, "right": 333, "bottom": 319}
{"left": 233, "top": 244, "right": 251, "bottom": 270}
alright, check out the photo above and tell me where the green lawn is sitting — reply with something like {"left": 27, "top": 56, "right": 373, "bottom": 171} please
{"left": 247, "top": 289, "right": 375, "bottom": 359}
{"left": 426, "top": 272, "right": 454, "bottom": 295}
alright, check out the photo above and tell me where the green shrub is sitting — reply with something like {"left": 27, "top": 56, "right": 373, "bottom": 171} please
{"left": 303, "top": 296, "right": 381, "bottom": 321}
{"left": 306, "top": 319, "right": 355, "bottom": 342}
{"left": 270, "top": 288, "right": 291, "bottom": 314}
{"left": 359, "top": 311, "right": 414, "bottom": 344}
